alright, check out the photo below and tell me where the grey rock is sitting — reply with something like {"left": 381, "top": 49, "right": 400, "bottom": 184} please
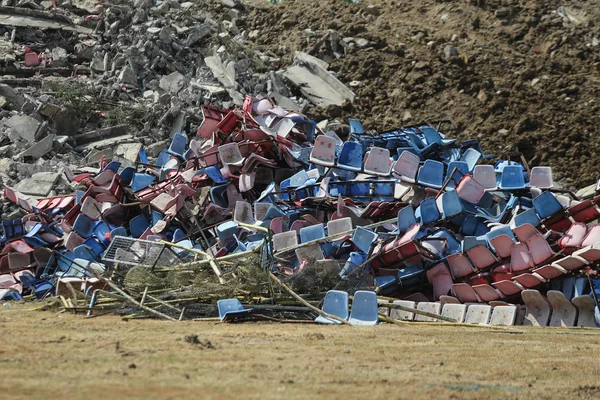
{"left": 443, "top": 45, "right": 459, "bottom": 58}
{"left": 186, "top": 24, "right": 211, "bottom": 46}
{"left": 159, "top": 71, "right": 187, "bottom": 94}
{"left": 14, "top": 171, "right": 60, "bottom": 196}
{"left": 495, "top": 9, "right": 511, "bottom": 19}
{"left": 51, "top": 47, "right": 68, "bottom": 66}
{"left": 118, "top": 65, "right": 138, "bottom": 86}
{"left": 19, "top": 134, "right": 55, "bottom": 159}
{"left": 0, "top": 84, "right": 25, "bottom": 110}
{"left": 3, "top": 115, "right": 40, "bottom": 143}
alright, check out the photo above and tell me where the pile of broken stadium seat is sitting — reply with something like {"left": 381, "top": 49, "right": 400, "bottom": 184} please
{"left": 0, "top": 95, "right": 599, "bottom": 328}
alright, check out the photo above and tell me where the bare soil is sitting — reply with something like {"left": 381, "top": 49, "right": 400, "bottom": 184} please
{"left": 242, "top": 0, "right": 600, "bottom": 188}
{"left": 2, "top": 304, "right": 600, "bottom": 399}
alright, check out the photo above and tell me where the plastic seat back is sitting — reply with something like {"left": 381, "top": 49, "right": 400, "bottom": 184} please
{"left": 445, "top": 161, "right": 469, "bottom": 190}
{"left": 364, "top": 148, "right": 391, "bottom": 176}
{"left": 316, "top": 290, "right": 349, "bottom": 324}
{"left": 349, "top": 290, "right": 378, "bottom": 325}
{"left": 461, "top": 148, "right": 482, "bottom": 172}
{"left": 488, "top": 234, "right": 515, "bottom": 259}
{"left": 415, "top": 197, "right": 441, "bottom": 225}
{"left": 530, "top": 166, "right": 553, "bottom": 189}
{"left": 110, "top": 227, "right": 127, "bottom": 240}
{"left": 581, "top": 225, "right": 600, "bottom": 248}
{"left": 446, "top": 253, "right": 475, "bottom": 279}
{"left": 392, "top": 151, "right": 420, "bottom": 182}
{"left": 456, "top": 175, "right": 485, "bottom": 204}
{"left": 72, "top": 214, "right": 96, "bottom": 238}
{"left": 440, "top": 190, "right": 463, "bottom": 219}
{"left": 558, "top": 222, "right": 586, "bottom": 249}
{"left": 499, "top": 165, "right": 526, "bottom": 190}
{"left": 473, "top": 165, "right": 497, "bottom": 190}
{"left": 466, "top": 245, "right": 497, "bottom": 270}
{"left": 272, "top": 231, "right": 298, "bottom": 252}
{"left": 352, "top": 226, "right": 378, "bottom": 254}
{"left": 129, "top": 215, "right": 149, "bottom": 238}
{"left": 426, "top": 262, "right": 453, "bottom": 300}
{"left": 513, "top": 208, "right": 541, "bottom": 228}
{"left": 417, "top": 160, "right": 444, "bottom": 189}
{"left": 397, "top": 206, "right": 417, "bottom": 234}
{"left": 102, "top": 161, "right": 121, "bottom": 173}
{"left": 532, "top": 191, "right": 563, "bottom": 219}
{"left": 348, "top": 118, "right": 364, "bottom": 135}
{"left": 167, "top": 133, "right": 187, "bottom": 158}
{"left": 118, "top": 167, "right": 136, "bottom": 186}
{"left": 131, "top": 173, "right": 155, "bottom": 192}
{"left": 451, "top": 283, "right": 480, "bottom": 303}
{"left": 233, "top": 201, "right": 255, "bottom": 225}
{"left": 299, "top": 224, "right": 326, "bottom": 243}
{"left": 337, "top": 141, "right": 363, "bottom": 172}
{"left": 310, "top": 135, "right": 337, "bottom": 167}
{"left": 526, "top": 234, "right": 554, "bottom": 265}
{"left": 327, "top": 217, "right": 352, "bottom": 236}
{"left": 462, "top": 236, "right": 486, "bottom": 253}
{"left": 509, "top": 242, "right": 533, "bottom": 272}
{"left": 217, "top": 298, "right": 250, "bottom": 321}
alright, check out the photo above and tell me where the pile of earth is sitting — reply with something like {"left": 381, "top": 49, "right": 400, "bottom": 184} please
{"left": 243, "top": 0, "right": 600, "bottom": 188}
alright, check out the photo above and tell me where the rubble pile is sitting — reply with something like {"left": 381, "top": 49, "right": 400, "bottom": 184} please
{"left": 0, "top": 0, "right": 358, "bottom": 220}
{"left": 0, "top": 0, "right": 599, "bottom": 327}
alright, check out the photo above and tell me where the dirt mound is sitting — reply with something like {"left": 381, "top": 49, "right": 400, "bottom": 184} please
{"left": 243, "top": 0, "right": 600, "bottom": 188}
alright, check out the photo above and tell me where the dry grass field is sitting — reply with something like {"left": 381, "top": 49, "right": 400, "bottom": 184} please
{"left": 1, "top": 304, "right": 600, "bottom": 400}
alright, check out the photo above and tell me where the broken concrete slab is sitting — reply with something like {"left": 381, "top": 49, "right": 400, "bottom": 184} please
{"left": 74, "top": 125, "right": 128, "bottom": 146}
{"left": 75, "top": 135, "right": 135, "bottom": 152}
{"left": 294, "top": 51, "right": 329, "bottom": 70}
{"left": 204, "top": 54, "right": 236, "bottom": 89}
{"left": 282, "top": 62, "right": 355, "bottom": 107}
{"left": 0, "top": 84, "right": 25, "bottom": 109}
{"left": 18, "top": 133, "right": 55, "bottom": 159}
{"left": 14, "top": 171, "right": 60, "bottom": 196}
{"left": 115, "top": 142, "right": 142, "bottom": 163}
{"left": 38, "top": 104, "right": 80, "bottom": 136}
{"left": 3, "top": 114, "right": 41, "bottom": 143}
{"left": 186, "top": 24, "right": 212, "bottom": 46}
{"left": 159, "top": 71, "right": 187, "bottom": 94}
{"left": 118, "top": 65, "right": 138, "bottom": 86}
{"left": 87, "top": 148, "right": 114, "bottom": 165}
{"left": 0, "top": 7, "right": 92, "bottom": 33}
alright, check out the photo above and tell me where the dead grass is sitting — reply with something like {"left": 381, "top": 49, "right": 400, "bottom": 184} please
{"left": 1, "top": 303, "right": 600, "bottom": 400}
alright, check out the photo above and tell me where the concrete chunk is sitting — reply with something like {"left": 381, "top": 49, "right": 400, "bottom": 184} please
{"left": 14, "top": 171, "right": 60, "bottom": 196}
{"left": 186, "top": 24, "right": 211, "bottom": 46}
{"left": 19, "top": 134, "right": 55, "bottom": 159}
{"left": 4, "top": 115, "right": 40, "bottom": 143}
{"left": 283, "top": 62, "right": 355, "bottom": 107}
{"left": 159, "top": 71, "right": 187, "bottom": 94}
{"left": 115, "top": 142, "right": 142, "bottom": 163}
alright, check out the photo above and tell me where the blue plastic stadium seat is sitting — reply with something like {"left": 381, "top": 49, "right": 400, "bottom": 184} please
{"left": 532, "top": 191, "right": 564, "bottom": 219}
{"left": 352, "top": 226, "right": 378, "bottom": 254}
{"left": 348, "top": 290, "right": 378, "bottom": 325}
{"left": 130, "top": 215, "right": 149, "bottom": 238}
{"left": 167, "top": 133, "right": 188, "bottom": 158}
{"left": 315, "top": 290, "right": 350, "bottom": 324}
{"left": 445, "top": 161, "right": 469, "bottom": 190}
{"left": 337, "top": 141, "right": 363, "bottom": 172}
{"left": 217, "top": 298, "right": 252, "bottom": 322}
{"left": 417, "top": 160, "right": 445, "bottom": 189}
{"left": 415, "top": 197, "right": 441, "bottom": 225}
{"left": 440, "top": 190, "right": 464, "bottom": 219}
{"left": 499, "top": 165, "right": 526, "bottom": 190}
